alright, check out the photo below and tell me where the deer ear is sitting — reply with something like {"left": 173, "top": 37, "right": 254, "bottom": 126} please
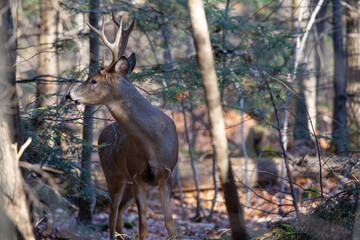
{"left": 127, "top": 53, "right": 136, "bottom": 75}
{"left": 114, "top": 56, "right": 129, "bottom": 76}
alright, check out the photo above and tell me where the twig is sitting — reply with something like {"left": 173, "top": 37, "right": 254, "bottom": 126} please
{"left": 264, "top": 76, "right": 300, "bottom": 218}
{"left": 18, "top": 161, "right": 77, "bottom": 210}
{"left": 233, "top": 172, "right": 297, "bottom": 207}
{"left": 208, "top": 155, "right": 218, "bottom": 219}
{"left": 181, "top": 103, "right": 207, "bottom": 219}
{"left": 59, "top": 2, "right": 131, "bottom": 14}
{"left": 16, "top": 74, "right": 82, "bottom": 83}
{"left": 333, "top": 158, "right": 360, "bottom": 195}
{"left": 174, "top": 164, "right": 188, "bottom": 218}
{"left": 259, "top": 65, "right": 324, "bottom": 198}
{"left": 240, "top": 98, "right": 250, "bottom": 209}
{"left": 274, "top": 0, "right": 326, "bottom": 209}
{"left": 143, "top": 30, "right": 159, "bottom": 64}
{"left": 12, "top": 137, "right": 32, "bottom": 160}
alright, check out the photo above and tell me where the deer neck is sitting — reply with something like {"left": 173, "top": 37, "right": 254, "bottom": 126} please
{"left": 105, "top": 79, "right": 159, "bottom": 150}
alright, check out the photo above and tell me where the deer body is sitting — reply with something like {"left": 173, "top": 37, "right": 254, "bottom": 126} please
{"left": 102, "top": 79, "right": 178, "bottom": 175}
{"left": 98, "top": 80, "right": 178, "bottom": 239}
{"left": 67, "top": 14, "right": 178, "bottom": 240}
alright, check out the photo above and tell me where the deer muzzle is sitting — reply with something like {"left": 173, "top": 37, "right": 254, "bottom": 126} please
{"left": 66, "top": 89, "right": 81, "bottom": 104}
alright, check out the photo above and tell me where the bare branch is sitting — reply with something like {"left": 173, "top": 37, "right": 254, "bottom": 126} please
{"left": 16, "top": 74, "right": 82, "bottom": 84}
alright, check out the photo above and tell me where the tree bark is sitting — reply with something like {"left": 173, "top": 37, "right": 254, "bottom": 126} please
{"left": 187, "top": 0, "right": 248, "bottom": 239}
{"left": 77, "top": 0, "right": 99, "bottom": 224}
{"left": 303, "top": 3, "right": 318, "bottom": 136}
{"left": 315, "top": 0, "right": 327, "bottom": 114}
{"left": 36, "top": 0, "right": 58, "bottom": 108}
{"left": 293, "top": 0, "right": 319, "bottom": 143}
{"left": 345, "top": 0, "right": 360, "bottom": 141}
{"left": 2, "top": 0, "right": 23, "bottom": 150}
{"left": 294, "top": 76, "right": 311, "bottom": 141}
{"left": 332, "top": 0, "right": 348, "bottom": 154}
{"left": 0, "top": 1, "right": 35, "bottom": 239}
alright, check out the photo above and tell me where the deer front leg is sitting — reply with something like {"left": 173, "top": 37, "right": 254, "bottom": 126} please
{"left": 133, "top": 174, "right": 148, "bottom": 240}
{"left": 108, "top": 182, "right": 126, "bottom": 240}
{"left": 159, "top": 170, "right": 176, "bottom": 238}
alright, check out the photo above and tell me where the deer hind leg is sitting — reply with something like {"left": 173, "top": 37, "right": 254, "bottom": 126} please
{"left": 116, "top": 183, "right": 134, "bottom": 234}
{"left": 108, "top": 181, "right": 126, "bottom": 240}
{"left": 158, "top": 169, "right": 176, "bottom": 238}
{"left": 133, "top": 174, "right": 148, "bottom": 240}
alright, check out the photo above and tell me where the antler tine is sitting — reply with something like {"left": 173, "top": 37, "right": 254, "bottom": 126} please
{"left": 87, "top": 15, "right": 122, "bottom": 73}
{"left": 112, "top": 12, "right": 121, "bottom": 27}
{"left": 111, "top": 13, "right": 135, "bottom": 58}
{"left": 118, "top": 17, "right": 135, "bottom": 58}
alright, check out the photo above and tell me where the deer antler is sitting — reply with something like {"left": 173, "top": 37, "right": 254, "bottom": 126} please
{"left": 87, "top": 14, "right": 135, "bottom": 74}
{"left": 112, "top": 13, "right": 135, "bottom": 58}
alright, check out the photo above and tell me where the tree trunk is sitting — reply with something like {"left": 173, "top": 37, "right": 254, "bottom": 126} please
{"left": 77, "top": 0, "right": 99, "bottom": 224}
{"left": 187, "top": 0, "right": 248, "bottom": 239}
{"left": 315, "top": 0, "right": 327, "bottom": 117}
{"left": 294, "top": 0, "right": 317, "bottom": 144}
{"left": 2, "top": 0, "right": 23, "bottom": 150}
{"left": 158, "top": 7, "right": 172, "bottom": 69}
{"left": 157, "top": 8, "right": 189, "bottom": 218}
{"left": 303, "top": 3, "right": 319, "bottom": 135}
{"left": 36, "top": 0, "right": 58, "bottom": 108}
{"left": 0, "top": 1, "right": 35, "bottom": 239}
{"left": 345, "top": 0, "right": 360, "bottom": 145}
{"left": 294, "top": 76, "right": 311, "bottom": 142}
{"left": 332, "top": 0, "right": 348, "bottom": 154}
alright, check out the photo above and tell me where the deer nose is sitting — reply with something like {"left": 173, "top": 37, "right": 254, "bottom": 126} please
{"left": 66, "top": 94, "right": 80, "bottom": 104}
{"left": 66, "top": 94, "right": 72, "bottom": 101}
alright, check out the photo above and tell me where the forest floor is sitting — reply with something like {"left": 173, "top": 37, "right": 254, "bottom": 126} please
{"left": 34, "top": 169, "right": 339, "bottom": 240}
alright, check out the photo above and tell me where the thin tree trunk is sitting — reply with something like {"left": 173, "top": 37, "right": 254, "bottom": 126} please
{"left": 294, "top": 75, "right": 311, "bottom": 142}
{"left": 265, "top": 78, "right": 300, "bottom": 218}
{"left": 293, "top": 0, "right": 318, "bottom": 144}
{"left": 36, "top": 0, "right": 58, "bottom": 108}
{"left": 208, "top": 155, "right": 218, "bottom": 219}
{"left": 332, "top": 0, "right": 348, "bottom": 154}
{"left": 279, "top": 0, "right": 326, "bottom": 212}
{"left": 143, "top": 31, "right": 159, "bottom": 64}
{"left": 219, "top": 0, "right": 231, "bottom": 103}
{"left": 279, "top": 0, "right": 305, "bottom": 214}
{"left": 174, "top": 165, "right": 188, "bottom": 218}
{"left": 158, "top": 8, "right": 172, "bottom": 71}
{"left": 294, "top": 0, "right": 316, "bottom": 140}
{"left": 0, "top": 1, "right": 35, "bottom": 239}
{"left": 182, "top": 105, "right": 206, "bottom": 219}
{"left": 3, "top": 0, "right": 23, "bottom": 154}
{"left": 304, "top": 5, "right": 318, "bottom": 138}
{"left": 315, "top": 0, "right": 327, "bottom": 126}
{"left": 187, "top": 0, "right": 248, "bottom": 238}
{"left": 345, "top": 0, "right": 360, "bottom": 138}
{"left": 158, "top": 8, "right": 190, "bottom": 218}
{"left": 240, "top": 98, "right": 250, "bottom": 209}
{"left": 77, "top": 0, "right": 98, "bottom": 223}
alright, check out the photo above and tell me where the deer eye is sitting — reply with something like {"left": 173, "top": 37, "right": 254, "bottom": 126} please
{"left": 91, "top": 79, "right": 97, "bottom": 84}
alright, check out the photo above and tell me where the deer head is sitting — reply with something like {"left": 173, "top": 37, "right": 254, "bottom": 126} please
{"left": 68, "top": 13, "right": 136, "bottom": 105}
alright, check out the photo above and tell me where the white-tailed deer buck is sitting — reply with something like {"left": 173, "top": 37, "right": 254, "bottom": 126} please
{"left": 67, "top": 13, "right": 178, "bottom": 240}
